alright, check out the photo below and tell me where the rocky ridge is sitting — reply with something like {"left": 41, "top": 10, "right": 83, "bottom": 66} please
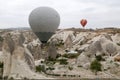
{"left": 0, "top": 28, "right": 120, "bottom": 79}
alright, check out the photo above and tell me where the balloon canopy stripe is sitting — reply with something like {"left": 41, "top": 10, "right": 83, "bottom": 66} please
{"left": 35, "top": 32, "right": 54, "bottom": 43}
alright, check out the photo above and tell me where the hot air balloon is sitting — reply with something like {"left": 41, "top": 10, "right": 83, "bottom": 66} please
{"left": 80, "top": 19, "right": 87, "bottom": 28}
{"left": 29, "top": 7, "right": 60, "bottom": 43}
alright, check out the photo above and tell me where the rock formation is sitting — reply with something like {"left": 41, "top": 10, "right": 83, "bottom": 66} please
{"left": 27, "top": 39, "right": 42, "bottom": 60}
{"left": 0, "top": 28, "right": 120, "bottom": 79}
{"left": 64, "top": 34, "right": 73, "bottom": 49}
{"left": 46, "top": 41, "right": 58, "bottom": 60}
{"left": 2, "top": 32, "right": 47, "bottom": 79}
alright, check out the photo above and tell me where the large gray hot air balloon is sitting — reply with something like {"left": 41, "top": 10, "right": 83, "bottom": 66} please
{"left": 29, "top": 7, "right": 60, "bottom": 43}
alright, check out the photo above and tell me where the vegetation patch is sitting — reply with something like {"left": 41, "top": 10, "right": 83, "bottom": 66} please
{"left": 95, "top": 55, "right": 105, "bottom": 61}
{"left": 90, "top": 59, "right": 102, "bottom": 75}
{"left": 68, "top": 66, "right": 73, "bottom": 70}
{"left": 0, "top": 62, "right": 3, "bottom": 68}
{"left": 56, "top": 54, "right": 61, "bottom": 58}
{"left": 117, "top": 43, "right": 120, "bottom": 46}
{"left": 36, "top": 65, "right": 45, "bottom": 73}
{"left": 63, "top": 74, "right": 67, "bottom": 77}
{"left": 46, "top": 67, "right": 55, "bottom": 70}
{"left": 77, "top": 65, "right": 82, "bottom": 67}
{"left": 55, "top": 40, "right": 64, "bottom": 47}
{"left": 47, "top": 57, "right": 56, "bottom": 61}
{"left": 0, "top": 36, "right": 3, "bottom": 42}
{"left": 57, "top": 58, "right": 68, "bottom": 65}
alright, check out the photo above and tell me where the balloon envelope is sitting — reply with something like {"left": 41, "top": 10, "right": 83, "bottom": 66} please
{"left": 80, "top": 19, "right": 87, "bottom": 27}
{"left": 29, "top": 7, "right": 60, "bottom": 43}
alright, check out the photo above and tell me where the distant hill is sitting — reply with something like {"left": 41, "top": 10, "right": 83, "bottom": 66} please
{"left": 6, "top": 27, "right": 31, "bottom": 30}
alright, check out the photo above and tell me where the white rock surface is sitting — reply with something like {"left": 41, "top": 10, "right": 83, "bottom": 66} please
{"left": 2, "top": 32, "right": 48, "bottom": 79}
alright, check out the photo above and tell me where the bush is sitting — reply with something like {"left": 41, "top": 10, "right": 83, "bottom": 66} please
{"left": 95, "top": 55, "right": 102, "bottom": 61}
{"left": 53, "top": 74, "right": 60, "bottom": 76}
{"left": 56, "top": 54, "right": 61, "bottom": 58}
{"left": 0, "top": 62, "right": 3, "bottom": 68}
{"left": 90, "top": 59, "right": 102, "bottom": 75}
{"left": 41, "top": 61, "right": 44, "bottom": 63}
{"left": 47, "top": 57, "right": 56, "bottom": 61}
{"left": 45, "top": 61, "right": 56, "bottom": 66}
{"left": 36, "top": 65, "right": 45, "bottom": 73}
{"left": 59, "top": 59, "right": 68, "bottom": 65}
{"left": 9, "top": 77, "right": 14, "bottom": 80}
{"left": 3, "top": 76, "right": 8, "bottom": 80}
{"left": 117, "top": 43, "right": 120, "bottom": 46}
{"left": 23, "top": 77, "right": 29, "bottom": 80}
{"left": 77, "top": 65, "right": 82, "bottom": 67}
{"left": 0, "top": 36, "right": 3, "bottom": 42}
{"left": 46, "top": 67, "right": 55, "bottom": 70}
{"left": 63, "top": 74, "right": 66, "bottom": 77}
{"left": 68, "top": 66, "right": 73, "bottom": 70}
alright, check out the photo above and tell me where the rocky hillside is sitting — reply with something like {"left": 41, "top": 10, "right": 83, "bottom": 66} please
{"left": 49, "top": 28, "right": 120, "bottom": 79}
{"left": 0, "top": 27, "right": 120, "bottom": 79}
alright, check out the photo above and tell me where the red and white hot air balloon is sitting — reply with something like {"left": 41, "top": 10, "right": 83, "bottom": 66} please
{"left": 80, "top": 19, "right": 87, "bottom": 28}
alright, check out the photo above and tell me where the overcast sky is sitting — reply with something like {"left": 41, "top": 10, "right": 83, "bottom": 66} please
{"left": 0, "top": 0, "right": 120, "bottom": 29}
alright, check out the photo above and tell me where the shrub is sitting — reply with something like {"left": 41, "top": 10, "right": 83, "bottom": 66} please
{"left": 95, "top": 55, "right": 102, "bottom": 61}
{"left": 46, "top": 67, "right": 55, "bottom": 70}
{"left": 0, "top": 36, "right": 3, "bottom": 42}
{"left": 0, "top": 76, "right": 2, "bottom": 79}
{"left": 62, "top": 54, "right": 68, "bottom": 58}
{"left": 9, "top": 77, "right": 14, "bottom": 80}
{"left": 23, "top": 77, "right": 29, "bottom": 80}
{"left": 36, "top": 65, "right": 45, "bottom": 73}
{"left": 63, "top": 74, "right": 66, "bottom": 77}
{"left": 47, "top": 56, "right": 56, "bottom": 61}
{"left": 68, "top": 66, "right": 73, "bottom": 70}
{"left": 53, "top": 74, "right": 60, "bottom": 76}
{"left": 77, "top": 65, "right": 82, "bottom": 67}
{"left": 110, "top": 60, "right": 113, "bottom": 63}
{"left": 3, "top": 76, "right": 8, "bottom": 80}
{"left": 41, "top": 61, "right": 44, "bottom": 63}
{"left": 59, "top": 59, "right": 68, "bottom": 65}
{"left": 45, "top": 60, "right": 56, "bottom": 66}
{"left": 56, "top": 54, "right": 61, "bottom": 58}
{"left": 0, "top": 62, "right": 3, "bottom": 68}
{"left": 90, "top": 59, "right": 102, "bottom": 75}
{"left": 117, "top": 43, "right": 120, "bottom": 46}
{"left": 65, "top": 50, "right": 69, "bottom": 52}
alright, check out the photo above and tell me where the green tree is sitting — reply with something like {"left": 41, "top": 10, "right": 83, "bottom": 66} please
{"left": 90, "top": 59, "right": 102, "bottom": 75}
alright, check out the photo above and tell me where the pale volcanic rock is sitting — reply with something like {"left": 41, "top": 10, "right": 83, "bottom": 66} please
{"left": 0, "top": 28, "right": 120, "bottom": 79}
{"left": 49, "top": 30, "right": 75, "bottom": 43}
{"left": 77, "top": 53, "right": 90, "bottom": 66}
{"left": 27, "top": 39, "right": 42, "bottom": 60}
{"left": 64, "top": 34, "right": 73, "bottom": 49}
{"left": 2, "top": 32, "right": 48, "bottom": 79}
{"left": 112, "top": 33, "right": 120, "bottom": 44}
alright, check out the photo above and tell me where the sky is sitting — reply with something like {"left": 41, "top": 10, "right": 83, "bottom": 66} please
{"left": 0, "top": 0, "right": 120, "bottom": 29}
